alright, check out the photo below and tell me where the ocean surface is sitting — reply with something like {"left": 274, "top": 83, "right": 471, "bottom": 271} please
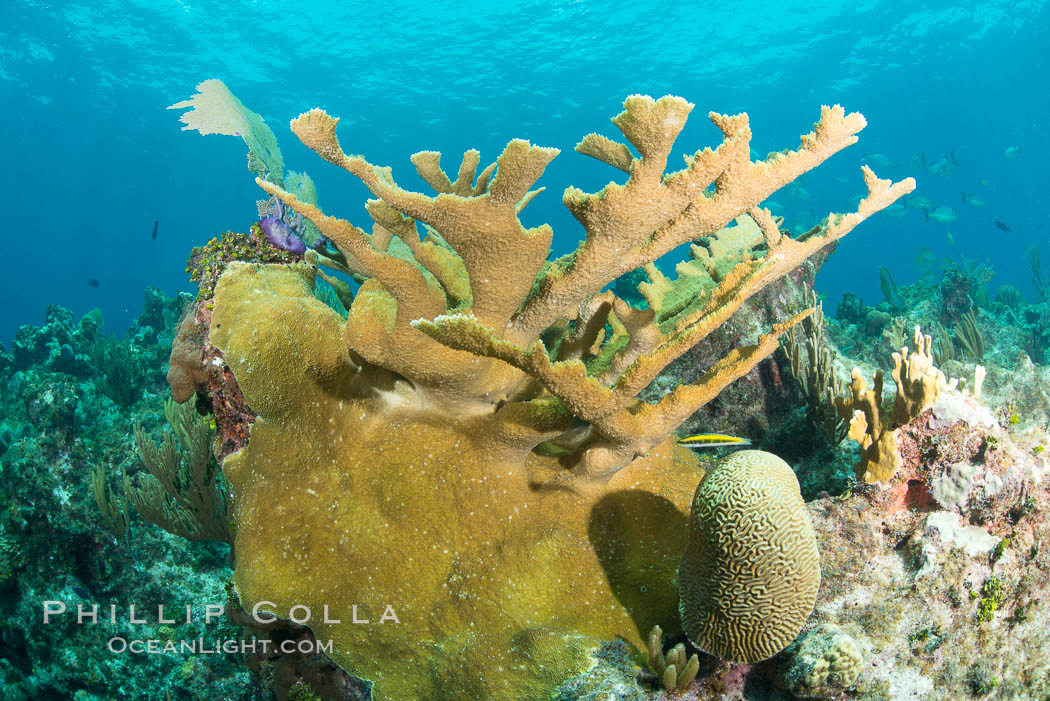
{"left": 0, "top": 0, "right": 1046, "bottom": 343}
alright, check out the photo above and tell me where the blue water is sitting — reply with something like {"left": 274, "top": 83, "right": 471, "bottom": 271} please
{"left": 1, "top": 0, "right": 1047, "bottom": 341}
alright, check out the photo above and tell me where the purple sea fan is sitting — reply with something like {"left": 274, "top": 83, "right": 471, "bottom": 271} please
{"left": 259, "top": 215, "right": 306, "bottom": 254}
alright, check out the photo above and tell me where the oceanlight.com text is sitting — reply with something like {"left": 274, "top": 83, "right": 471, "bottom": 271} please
{"left": 107, "top": 636, "right": 334, "bottom": 655}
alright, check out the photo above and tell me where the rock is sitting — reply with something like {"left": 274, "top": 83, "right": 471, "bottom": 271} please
{"left": 835, "top": 292, "right": 867, "bottom": 325}
{"left": 776, "top": 624, "right": 864, "bottom": 699}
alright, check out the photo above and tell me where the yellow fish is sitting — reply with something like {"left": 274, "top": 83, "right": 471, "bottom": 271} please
{"left": 677, "top": 433, "right": 752, "bottom": 449}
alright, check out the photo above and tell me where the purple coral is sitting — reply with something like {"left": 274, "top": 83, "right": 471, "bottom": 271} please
{"left": 259, "top": 215, "right": 306, "bottom": 254}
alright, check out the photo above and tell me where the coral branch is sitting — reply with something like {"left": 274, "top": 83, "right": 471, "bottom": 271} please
{"left": 574, "top": 314, "right": 810, "bottom": 480}
{"left": 257, "top": 177, "right": 445, "bottom": 329}
{"left": 417, "top": 308, "right": 812, "bottom": 482}
{"left": 510, "top": 101, "right": 909, "bottom": 342}
{"left": 286, "top": 109, "right": 557, "bottom": 329}
{"left": 576, "top": 132, "right": 635, "bottom": 172}
{"left": 890, "top": 325, "right": 947, "bottom": 426}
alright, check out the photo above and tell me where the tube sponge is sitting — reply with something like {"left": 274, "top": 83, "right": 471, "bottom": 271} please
{"left": 678, "top": 450, "right": 820, "bottom": 663}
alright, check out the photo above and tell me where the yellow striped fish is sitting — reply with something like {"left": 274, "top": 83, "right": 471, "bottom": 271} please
{"left": 677, "top": 433, "right": 752, "bottom": 449}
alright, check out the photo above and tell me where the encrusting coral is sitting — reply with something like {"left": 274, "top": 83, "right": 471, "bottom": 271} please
{"left": 172, "top": 89, "right": 913, "bottom": 699}
{"left": 777, "top": 624, "right": 864, "bottom": 698}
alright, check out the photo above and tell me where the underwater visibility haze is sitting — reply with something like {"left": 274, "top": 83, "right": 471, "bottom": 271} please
{"left": 0, "top": 1, "right": 1049, "bottom": 699}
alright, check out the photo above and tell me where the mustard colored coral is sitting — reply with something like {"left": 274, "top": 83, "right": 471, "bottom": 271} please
{"left": 193, "top": 93, "right": 913, "bottom": 699}
{"left": 890, "top": 325, "right": 947, "bottom": 426}
{"left": 836, "top": 367, "right": 903, "bottom": 487}
{"left": 837, "top": 325, "right": 946, "bottom": 487}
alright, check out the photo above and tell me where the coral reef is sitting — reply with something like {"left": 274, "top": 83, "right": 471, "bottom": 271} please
{"left": 4, "top": 85, "right": 1050, "bottom": 700}
{"left": 546, "top": 336, "right": 1050, "bottom": 700}
{"left": 169, "top": 90, "right": 912, "bottom": 700}
{"left": 0, "top": 291, "right": 254, "bottom": 700}
{"left": 11, "top": 305, "right": 95, "bottom": 378}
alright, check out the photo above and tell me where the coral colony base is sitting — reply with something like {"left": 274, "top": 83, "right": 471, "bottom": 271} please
{"left": 163, "top": 81, "right": 913, "bottom": 699}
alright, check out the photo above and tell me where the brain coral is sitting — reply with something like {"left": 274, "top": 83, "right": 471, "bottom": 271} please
{"left": 678, "top": 450, "right": 821, "bottom": 663}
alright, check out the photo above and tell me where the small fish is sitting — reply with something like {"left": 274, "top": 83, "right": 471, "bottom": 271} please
{"left": 1004, "top": 146, "right": 1021, "bottom": 160}
{"left": 884, "top": 203, "right": 908, "bottom": 218}
{"left": 864, "top": 153, "right": 893, "bottom": 168}
{"left": 763, "top": 200, "right": 784, "bottom": 214}
{"left": 678, "top": 433, "right": 753, "bottom": 449}
{"left": 995, "top": 220, "right": 1011, "bottom": 233}
{"left": 87, "top": 278, "right": 100, "bottom": 288}
{"left": 72, "top": 585, "right": 91, "bottom": 599}
{"left": 908, "top": 151, "right": 927, "bottom": 173}
{"left": 928, "top": 156, "right": 953, "bottom": 177}
{"left": 793, "top": 211, "right": 816, "bottom": 230}
{"left": 924, "top": 206, "right": 959, "bottom": 224}
{"left": 781, "top": 180, "right": 811, "bottom": 201}
{"left": 905, "top": 194, "right": 932, "bottom": 210}
{"left": 978, "top": 178, "right": 989, "bottom": 186}
{"left": 151, "top": 220, "right": 158, "bottom": 239}
{"left": 961, "top": 192, "right": 987, "bottom": 207}
{"left": 946, "top": 232, "right": 954, "bottom": 246}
